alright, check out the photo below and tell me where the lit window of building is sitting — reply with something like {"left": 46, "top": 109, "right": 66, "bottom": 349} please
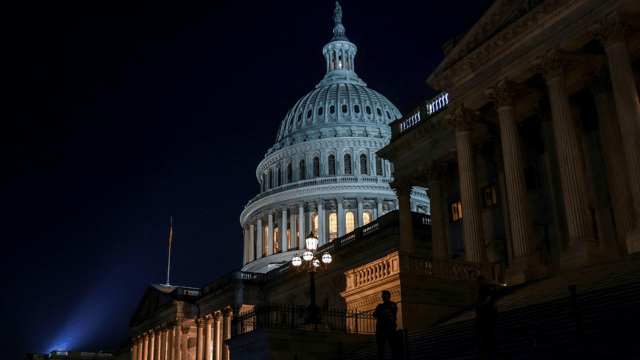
{"left": 451, "top": 201, "right": 462, "bottom": 221}
{"left": 483, "top": 185, "right": 497, "bottom": 208}
{"left": 363, "top": 211, "right": 372, "bottom": 225}
{"left": 312, "top": 213, "right": 319, "bottom": 236}
{"left": 345, "top": 211, "right": 355, "bottom": 233}
{"left": 329, "top": 212, "right": 337, "bottom": 241}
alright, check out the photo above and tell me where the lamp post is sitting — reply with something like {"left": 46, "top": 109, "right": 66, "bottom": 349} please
{"left": 292, "top": 232, "right": 332, "bottom": 325}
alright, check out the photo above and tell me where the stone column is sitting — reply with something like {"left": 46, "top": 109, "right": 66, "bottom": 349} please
{"left": 156, "top": 327, "right": 163, "bottom": 360}
{"left": 148, "top": 330, "right": 156, "bottom": 360}
{"left": 536, "top": 50, "right": 607, "bottom": 269}
{"left": 376, "top": 198, "right": 384, "bottom": 220}
{"left": 356, "top": 197, "right": 364, "bottom": 228}
{"left": 391, "top": 180, "right": 414, "bottom": 253}
{"left": 281, "top": 205, "right": 288, "bottom": 251}
{"left": 131, "top": 337, "right": 139, "bottom": 360}
{"left": 446, "top": 106, "right": 486, "bottom": 264}
{"left": 591, "top": 14, "right": 640, "bottom": 253}
{"left": 242, "top": 227, "right": 248, "bottom": 265}
{"left": 159, "top": 326, "right": 167, "bottom": 360}
{"left": 268, "top": 211, "right": 274, "bottom": 255}
{"left": 337, "top": 197, "right": 345, "bottom": 236}
{"left": 204, "top": 315, "right": 213, "bottom": 360}
{"left": 256, "top": 217, "right": 263, "bottom": 259}
{"left": 166, "top": 324, "right": 173, "bottom": 360}
{"left": 289, "top": 207, "right": 297, "bottom": 249}
{"left": 586, "top": 70, "right": 634, "bottom": 255}
{"left": 180, "top": 326, "right": 189, "bottom": 360}
{"left": 424, "top": 161, "right": 448, "bottom": 260}
{"left": 173, "top": 319, "right": 182, "bottom": 360}
{"left": 142, "top": 333, "right": 149, "bottom": 360}
{"left": 316, "top": 199, "right": 325, "bottom": 245}
{"left": 222, "top": 308, "right": 232, "bottom": 360}
{"left": 488, "top": 80, "right": 548, "bottom": 283}
{"left": 213, "top": 312, "right": 222, "bottom": 360}
{"left": 248, "top": 222, "right": 255, "bottom": 262}
{"left": 196, "top": 319, "right": 204, "bottom": 360}
{"left": 298, "top": 201, "right": 306, "bottom": 245}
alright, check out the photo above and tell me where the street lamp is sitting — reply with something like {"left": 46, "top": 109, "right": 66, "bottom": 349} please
{"left": 292, "top": 232, "right": 332, "bottom": 325}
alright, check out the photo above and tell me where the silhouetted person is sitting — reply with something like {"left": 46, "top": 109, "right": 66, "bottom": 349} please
{"left": 372, "top": 290, "right": 400, "bottom": 360}
{"left": 476, "top": 275, "right": 497, "bottom": 355}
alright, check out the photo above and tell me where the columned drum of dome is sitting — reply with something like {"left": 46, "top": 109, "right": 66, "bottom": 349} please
{"left": 240, "top": 2, "right": 430, "bottom": 273}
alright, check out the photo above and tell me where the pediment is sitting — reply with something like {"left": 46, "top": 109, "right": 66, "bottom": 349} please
{"left": 430, "top": 0, "right": 546, "bottom": 80}
{"left": 128, "top": 285, "right": 176, "bottom": 327}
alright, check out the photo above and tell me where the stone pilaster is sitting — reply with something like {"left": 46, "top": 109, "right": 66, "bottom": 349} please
{"left": 267, "top": 211, "right": 274, "bottom": 255}
{"left": 337, "top": 197, "right": 345, "bottom": 237}
{"left": 173, "top": 319, "right": 183, "bottom": 360}
{"left": 536, "top": 49, "right": 608, "bottom": 269}
{"left": 248, "top": 221, "right": 255, "bottom": 262}
{"left": 214, "top": 312, "right": 222, "bottom": 360}
{"left": 446, "top": 106, "right": 486, "bottom": 264}
{"left": 155, "top": 327, "right": 163, "bottom": 360}
{"left": 390, "top": 180, "right": 414, "bottom": 254}
{"left": 196, "top": 319, "right": 205, "bottom": 360}
{"left": 222, "top": 308, "right": 232, "bottom": 360}
{"left": 376, "top": 197, "right": 384, "bottom": 220}
{"left": 424, "top": 161, "right": 448, "bottom": 260}
{"left": 131, "top": 337, "right": 139, "bottom": 360}
{"left": 204, "top": 315, "right": 213, "bottom": 360}
{"left": 159, "top": 325, "right": 167, "bottom": 360}
{"left": 148, "top": 330, "right": 155, "bottom": 360}
{"left": 289, "top": 206, "right": 297, "bottom": 249}
{"left": 591, "top": 14, "right": 640, "bottom": 253}
{"left": 142, "top": 333, "right": 149, "bottom": 360}
{"left": 316, "top": 198, "right": 326, "bottom": 245}
{"left": 488, "top": 80, "right": 548, "bottom": 283}
{"left": 281, "top": 205, "right": 288, "bottom": 251}
{"left": 356, "top": 196, "right": 364, "bottom": 228}
{"left": 256, "top": 217, "right": 263, "bottom": 259}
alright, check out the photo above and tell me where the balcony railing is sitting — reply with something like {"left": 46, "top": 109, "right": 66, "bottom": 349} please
{"left": 232, "top": 302, "right": 376, "bottom": 335}
{"left": 245, "top": 175, "right": 393, "bottom": 208}
{"left": 392, "top": 92, "right": 449, "bottom": 140}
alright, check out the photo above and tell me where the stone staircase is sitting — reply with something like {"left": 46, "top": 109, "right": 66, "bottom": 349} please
{"left": 343, "top": 252, "right": 640, "bottom": 359}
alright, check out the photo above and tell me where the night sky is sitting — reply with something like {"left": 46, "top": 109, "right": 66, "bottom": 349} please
{"left": 1, "top": 0, "right": 494, "bottom": 357}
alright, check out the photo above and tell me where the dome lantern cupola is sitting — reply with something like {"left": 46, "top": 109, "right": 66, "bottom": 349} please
{"left": 321, "top": 2, "right": 360, "bottom": 84}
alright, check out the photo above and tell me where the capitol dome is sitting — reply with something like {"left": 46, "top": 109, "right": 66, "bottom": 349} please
{"left": 240, "top": 3, "right": 429, "bottom": 273}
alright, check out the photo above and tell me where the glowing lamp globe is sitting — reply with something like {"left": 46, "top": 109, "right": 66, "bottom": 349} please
{"left": 292, "top": 254, "right": 302, "bottom": 267}
{"left": 322, "top": 252, "right": 332, "bottom": 264}
{"left": 313, "top": 259, "right": 320, "bottom": 267}
{"left": 303, "top": 251, "right": 314, "bottom": 261}
{"left": 305, "top": 233, "right": 319, "bottom": 251}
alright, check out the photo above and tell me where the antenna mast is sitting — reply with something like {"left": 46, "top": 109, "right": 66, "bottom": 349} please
{"left": 166, "top": 216, "right": 173, "bottom": 285}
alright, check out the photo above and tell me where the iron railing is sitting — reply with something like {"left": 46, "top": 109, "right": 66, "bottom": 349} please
{"left": 233, "top": 303, "right": 376, "bottom": 336}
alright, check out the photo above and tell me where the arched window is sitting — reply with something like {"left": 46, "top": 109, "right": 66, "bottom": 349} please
{"left": 342, "top": 104, "right": 348, "bottom": 113}
{"left": 307, "top": 109, "right": 312, "bottom": 118}
{"left": 344, "top": 154, "right": 352, "bottom": 175}
{"left": 328, "top": 155, "right": 335, "bottom": 175}
{"left": 354, "top": 105, "right": 360, "bottom": 113}
{"left": 300, "top": 159, "right": 306, "bottom": 180}
{"left": 377, "top": 108, "right": 382, "bottom": 116}
{"left": 345, "top": 211, "right": 355, "bottom": 233}
{"left": 287, "top": 163, "right": 293, "bottom": 183}
{"left": 264, "top": 226, "right": 269, "bottom": 256}
{"left": 329, "top": 212, "right": 337, "bottom": 241}
{"left": 363, "top": 211, "right": 372, "bottom": 226}
{"left": 318, "top": 107, "right": 323, "bottom": 116}
{"left": 277, "top": 167, "right": 281, "bottom": 187}
{"left": 330, "top": 105, "right": 335, "bottom": 114}
{"left": 366, "top": 106, "right": 372, "bottom": 114}
{"left": 313, "top": 157, "right": 320, "bottom": 177}
{"left": 274, "top": 228, "right": 279, "bottom": 253}
{"left": 376, "top": 157, "right": 383, "bottom": 176}
{"left": 360, "top": 154, "right": 368, "bottom": 175}
{"left": 312, "top": 213, "right": 319, "bottom": 236}
{"left": 268, "top": 169, "right": 273, "bottom": 189}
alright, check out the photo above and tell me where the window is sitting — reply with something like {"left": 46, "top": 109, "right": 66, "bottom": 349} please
{"left": 307, "top": 109, "right": 312, "bottom": 118}
{"left": 287, "top": 163, "right": 292, "bottom": 183}
{"left": 377, "top": 108, "right": 382, "bottom": 116}
{"left": 274, "top": 228, "right": 279, "bottom": 253}
{"left": 451, "top": 201, "right": 462, "bottom": 221}
{"left": 264, "top": 226, "right": 269, "bottom": 256}
{"left": 342, "top": 104, "right": 348, "bottom": 113}
{"left": 366, "top": 106, "right": 372, "bottom": 114}
{"left": 344, "top": 154, "right": 352, "bottom": 174}
{"left": 277, "top": 167, "right": 281, "bottom": 187}
{"left": 387, "top": 111, "right": 391, "bottom": 119}
{"left": 363, "top": 211, "right": 372, "bottom": 226}
{"left": 318, "top": 107, "right": 323, "bottom": 116}
{"left": 312, "top": 213, "right": 319, "bottom": 236}
{"left": 268, "top": 169, "right": 273, "bottom": 189}
{"left": 345, "top": 211, "right": 355, "bottom": 233}
{"left": 354, "top": 105, "right": 360, "bottom": 113}
{"left": 360, "top": 154, "right": 368, "bottom": 175}
{"left": 483, "top": 185, "right": 497, "bottom": 208}
{"left": 287, "top": 229, "right": 291, "bottom": 250}
{"left": 330, "top": 105, "right": 335, "bottom": 114}
{"left": 297, "top": 113, "right": 302, "bottom": 123}
{"left": 300, "top": 159, "right": 306, "bottom": 180}
{"left": 329, "top": 212, "right": 337, "bottom": 241}
{"left": 376, "top": 157, "right": 382, "bottom": 176}
{"left": 328, "top": 155, "right": 335, "bottom": 175}
{"left": 313, "top": 157, "right": 320, "bottom": 177}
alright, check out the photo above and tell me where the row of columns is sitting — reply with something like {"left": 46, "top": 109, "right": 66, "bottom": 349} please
{"left": 131, "top": 309, "right": 234, "bottom": 360}
{"left": 244, "top": 197, "right": 397, "bottom": 264}
{"left": 404, "top": 13, "right": 640, "bottom": 282}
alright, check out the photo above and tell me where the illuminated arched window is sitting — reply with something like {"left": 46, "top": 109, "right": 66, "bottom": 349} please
{"left": 296, "top": 217, "right": 300, "bottom": 248}
{"left": 312, "top": 213, "right": 319, "bottom": 236}
{"left": 345, "top": 211, "right": 355, "bottom": 233}
{"left": 313, "top": 157, "right": 320, "bottom": 177}
{"left": 287, "top": 163, "right": 293, "bottom": 183}
{"left": 274, "top": 228, "right": 279, "bottom": 253}
{"left": 360, "top": 154, "right": 368, "bottom": 175}
{"left": 287, "top": 228, "right": 291, "bottom": 250}
{"left": 328, "top": 155, "right": 336, "bottom": 175}
{"left": 300, "top": 159, "right": 306, "bottom": 180}
{"left": 344, "top": 154, "right": 352, "bottom": 175}
{"left": 376, "top": 157, "right": 383, "bottom": 176}
{"left": 363, "top": 211, "right": 372, "bottom": 226}
{"left": 264, "top": 226, "right": 269, "bottom": 256}
{"left": 329, "top": 212, "right": 337, "bottom": 241}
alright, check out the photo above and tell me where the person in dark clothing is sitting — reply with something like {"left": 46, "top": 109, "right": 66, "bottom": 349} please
{"left": 372, "top": 290, "right": 400, "bottom": 360}
{"left": 476, "top": 275, "right": 497, "bottom": 355}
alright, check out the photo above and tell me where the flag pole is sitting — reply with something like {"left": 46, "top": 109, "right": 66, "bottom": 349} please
{"left": 166, "top": 216, "right": 173, "bottom": 286}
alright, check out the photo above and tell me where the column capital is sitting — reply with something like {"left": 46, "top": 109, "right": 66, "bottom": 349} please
{"left": 390, "top": 179, "right": 413, "bottom": 197}
{"left": 204, "top": 314, "right": 214, "bottom": 325}
{"left": 214, "top": 311, "right": 223, "bottom": 322}
{"left": 222, "top": 307, "right": 233, "bottom": 318}
{"left": 160, "top": 324, "right": 168, "bottom": 332}
{"left": 149, "top": 329, "right": 156, "bottom": 339}
{"left": 181, "top": 326, "right": 190, "bottom": 335}
{"left": 355, "top": 196, "right": 364, "bottom": 204}
{"left": 175, "top": 317, "right": 185, "bottom": 326}
{"left": 446, "top": 106, "right": 477, "bottom": 133}
{"left": 589, "top": 13, "right": 628, "bottom": 49}
{"left": 297, "top": 200, "right": 306, "bottom": 208}
{"left": 336, "top": 196, "right": 344, "bottom": 204}
{"left": 421, "top": 160, "right": 447, "bottom": 183}
{"left": 375, "top": 197, "right": 383, "bottom": 205}
{"left": 534, "top": 49, "right": 568, "bottom": 82}
{"left": 585, "top": 68, "right": 612, "bottom": 96}
{"left": 308, "top": 202, "right": 317, "bottom": 212}
{"left": 143, "top": 333, "right": 150, "bottom": 340}
{"left": 196, "top": 318, "right": 205, "bottom": 328}
{"left": 315, "top": 198, "right": 325, "bottom": 206}
{"left": 487, "top": 79, "right": 519, "bottom": 108}
{"left": 280, "top": 204, "right": 288, "bottom": 212}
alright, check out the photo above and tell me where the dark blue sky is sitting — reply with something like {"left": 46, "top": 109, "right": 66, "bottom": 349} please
{"left": 1, "top": 0, "right": 494, "bottom": 357}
